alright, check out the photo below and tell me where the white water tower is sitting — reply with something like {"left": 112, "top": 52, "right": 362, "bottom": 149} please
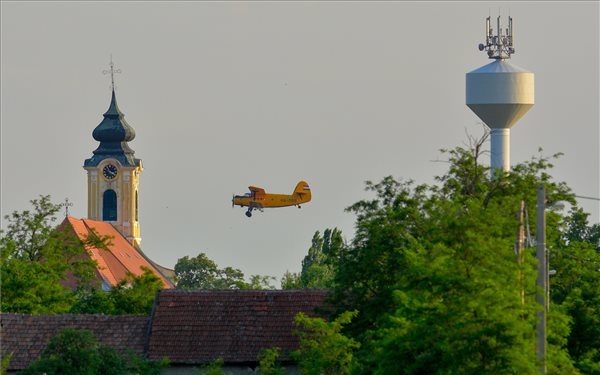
{"left": 466, "top": 16, "right": 534, "bottom": 173}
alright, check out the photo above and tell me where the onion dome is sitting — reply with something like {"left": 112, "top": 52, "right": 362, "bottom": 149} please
{"left": 84, "top": 90, "right": 141, "bottom": 167}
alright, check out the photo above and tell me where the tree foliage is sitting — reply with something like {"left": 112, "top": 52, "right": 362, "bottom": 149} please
{"left": 0, "top": 195, "right": 97, "bottom": 314}
{"left": 19, "top": 328, "right": 168, "bottom": 375}
{"left": 322, "top": 136, "right": 589, "bottom": 374}
{"left": 1, "top": 195, "right": 166, "bottom": 315}
{"left": 292, "top": 310, "right": 360, "bottom": 375}
{"left": 257, "top": 347, "right": 285, "bottom": 375}
{"left": 174, "top": 252, "right": 275, "bottom": 290}
{"left": 174, "top": 253, "right": 246, "bottom": 289}
{"left": 70, "top": 268, "right": 164, "bottom": 315}
{"left": 550, "top": 209, "right": 600, "bottom": 374}
{"left": 282, "top": 228, "right": 346, "bottom": 290}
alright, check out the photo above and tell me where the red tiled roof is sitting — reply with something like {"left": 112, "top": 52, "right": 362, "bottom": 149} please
{"left": 63, "top": 217, "right": 173, "bottom": 289}
{"left": 147, "top": 289, "right": 330, "bottom": 364}
{"left": 0, "top": 313, "right": 149, "bottom": 371}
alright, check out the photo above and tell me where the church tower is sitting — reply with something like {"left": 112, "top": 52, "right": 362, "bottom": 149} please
{"left": 83, "top": 71, "right": 143, "bottom": 247}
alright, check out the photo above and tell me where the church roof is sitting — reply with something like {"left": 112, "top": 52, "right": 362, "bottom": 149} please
{"left": 84, "top": 90, "right": 141, "bottom": 168}
{"left": 63, "top": 217, "right": 174, "bottom": 289}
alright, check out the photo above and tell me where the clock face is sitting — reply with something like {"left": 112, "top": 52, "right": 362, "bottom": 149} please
{"left": 102, "top": 164, "right": 118, "bottom": 180}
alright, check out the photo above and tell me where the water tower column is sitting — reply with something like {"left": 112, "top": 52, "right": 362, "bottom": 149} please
{"left": 490, "top": 128, "right": 510, "bottom": 172}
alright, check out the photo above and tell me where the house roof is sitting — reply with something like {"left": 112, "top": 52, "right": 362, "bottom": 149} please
{"left": 147, "top": 289, "right": 330, "bottom": 364}
{"left": 63, "top": 217, "right": 173, "bottom": 288}
{"left": 0, "top": 313, "right": 149, "bottom": 370}
{"left": 1, "top": 290, "right": 330, "bottom": 371}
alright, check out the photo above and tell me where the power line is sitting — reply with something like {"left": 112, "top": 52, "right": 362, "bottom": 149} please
{"left": 575, "top": 195, "right": 600, "bottom": 201}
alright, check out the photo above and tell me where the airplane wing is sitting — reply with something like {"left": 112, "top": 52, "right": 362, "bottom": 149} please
{"left": 248, "top": 186, "right": 266, "bottom": 195}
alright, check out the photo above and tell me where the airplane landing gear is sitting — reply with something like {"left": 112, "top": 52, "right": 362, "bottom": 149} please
{"left": 246, "top": 210, "right": 252, "bottom": 217}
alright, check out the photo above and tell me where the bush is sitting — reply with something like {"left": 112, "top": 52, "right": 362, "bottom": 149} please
{"left": 19, "top": 328, "right": 168, "bottom": 375}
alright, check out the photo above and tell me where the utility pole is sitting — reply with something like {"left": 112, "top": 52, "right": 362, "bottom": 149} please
{"left": 536, "top": 186, "right": 547, "bottom": 374}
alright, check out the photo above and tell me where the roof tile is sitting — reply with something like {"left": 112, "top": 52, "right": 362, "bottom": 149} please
{"left": 147, "top": 289, "right": 329, "bottom": 364}
{"left": 64, "top": 217, "right": 173, "bottom": 288}
{"left": 0, "top": 313, "right": 149, "bottom": 371}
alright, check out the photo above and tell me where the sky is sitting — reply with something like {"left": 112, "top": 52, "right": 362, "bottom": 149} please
{"left": 2, "top": 1, "right": 599, "bottom": 283}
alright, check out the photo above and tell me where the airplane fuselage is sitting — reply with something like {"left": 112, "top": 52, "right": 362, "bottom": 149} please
{"left": 232, "top": 181, "right": 311, "bottom": 217}
{"left": 232, "top": 193, "right": 306, "bottom": 209}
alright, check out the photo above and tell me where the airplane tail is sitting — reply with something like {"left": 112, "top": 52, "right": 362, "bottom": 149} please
{"left": 294, "top": 181, "right": 311, "bottom": 203}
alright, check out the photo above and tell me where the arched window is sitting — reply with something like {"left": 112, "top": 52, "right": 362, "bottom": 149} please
{"left": 135, "top": 190, "right": 139, "bottom": 222}
{"left": 103, "top": 189, "right": 117, "bottom": 221}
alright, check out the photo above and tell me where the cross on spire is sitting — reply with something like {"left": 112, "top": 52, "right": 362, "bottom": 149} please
{"left": 62, "top": 198, "right": 73, "bottom": 217}
{"left": 102, "top": 55, "right": 121, "bottom": 91}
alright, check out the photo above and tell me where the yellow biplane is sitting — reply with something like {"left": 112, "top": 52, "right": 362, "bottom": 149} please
{"left": 232, "top": 181, "right": 311, "bottom": 217}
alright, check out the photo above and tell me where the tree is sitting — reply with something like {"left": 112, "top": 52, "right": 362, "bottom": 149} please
{"left": 298, "top": 229, "right": 345, "bottom": 289}
{"left": 550, "top": 209, "right": 600, "bottom": 374}
{"left": 19, "top": 328, "right": 167, "bottom": 375}
{"left": 292, "top": 310, "right": 359, "bottom": 375}
{"left": 0, "top": 195, "right": 97, "bottom": 314}
{"left": 174, "top": 253, "right": 222, "bottom": 289}
{"left": 71, "top": 268, "right": 164, "bottom": 315}
{"left": 174, "top": 252, "right": 275, "bottom": 290}
{"left": 257, "top": 347, "right": 285, "bottom": 375}
{"left": 246, "top": 274, "right": 277, "bottom": 290}
{"left": 196, "top": 358, "right": 231, "bottom": 375}
{"left": 110, "top": 267, "right": 164, "bottom": 314}
{"left": 327, "top": 138, "right": 580, "bottom": 374}
{"left": 280, "top": 270, "right": 302, "bottom": 289}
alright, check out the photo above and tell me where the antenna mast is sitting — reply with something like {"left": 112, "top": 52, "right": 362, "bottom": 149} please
{"left": 478, "top": 16, "right": 515, "bottom": 59}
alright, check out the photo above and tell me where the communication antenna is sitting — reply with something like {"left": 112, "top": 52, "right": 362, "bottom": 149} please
{"left": 102, "top": 55, "right": 121, "bottom": 91}
{"left": 478, "top": 16, "right": 515, "bottom": 59}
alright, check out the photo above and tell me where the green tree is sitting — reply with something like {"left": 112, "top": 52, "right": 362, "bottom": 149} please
{"left": 328, "top": 137, "right": 579, "bottom": 374}
{"left": 19, "top": 328, "right": 167, "bottom": 375}
{"left": 246, "top": 274, "right": 277, "bottom": 290}
{"left": 174, "top": 252, "right": 275, "bottom": 289}
{"left": 195, "top": 358, "right": 231, "bottom": 375}
{"left": 257, "top": 347, "right": 285, "bottom": 375}
{"left": 281, "top": 270, "right": 302, "bottom": 289}
{"left": 0, "top": 195, "right": 97, "bottom": 314}
{"left": 110, "top": 267, "right": 164, "bottom": 315}
{"left": 550, "top": 209, "right": 600, "bottom": 374}
{"left": 1, "top": 352, "right": 12, "bottom": 375}
{"left": 70, "top": 268, "right": 164, "bottom": 315}
{"left": 292, "top": 310, "right": 359, "bottom": 375}
{"left": 299, "top": 229, "right": 345, "bottom": 289}
{"left": 175, "top": 253, "right": 222, "bottom": 289}
{"left": 175, "top": 253, "right": 248, "bottom": 289}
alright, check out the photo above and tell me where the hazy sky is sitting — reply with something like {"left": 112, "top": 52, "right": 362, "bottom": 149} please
{"left": 2, "top": 1, "right": 598, "bottom": 282}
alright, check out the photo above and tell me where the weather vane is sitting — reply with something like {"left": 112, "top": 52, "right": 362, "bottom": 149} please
{"left": 102, "top": 55, "right": 121, "bottom": 91}
{"left": 62, "top": 198, "right": 73, "bottom": 217}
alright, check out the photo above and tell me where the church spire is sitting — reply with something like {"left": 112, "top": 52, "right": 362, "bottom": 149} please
{"left": 84, "top": 59, "right": 140, "bottom": 168}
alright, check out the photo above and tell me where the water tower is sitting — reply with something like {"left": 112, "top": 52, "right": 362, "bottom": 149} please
{"left": 466, "top": 16, "right": 534, "bottom": 173}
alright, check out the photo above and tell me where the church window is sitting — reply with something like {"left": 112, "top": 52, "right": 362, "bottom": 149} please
{"left": 103, "top": 189, "right": 117, "bottom": 221}
{"left": 135, "top": 190, "right": 139, "bottom": 222}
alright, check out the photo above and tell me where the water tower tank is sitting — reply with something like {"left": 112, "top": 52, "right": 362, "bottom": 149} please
{"left": 466, "top": 16, "right": 534, "bottom": 172}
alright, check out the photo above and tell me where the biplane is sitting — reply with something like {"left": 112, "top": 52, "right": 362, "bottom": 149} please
{"left": 232, "top": 181, "right": 311, "bottom": 217}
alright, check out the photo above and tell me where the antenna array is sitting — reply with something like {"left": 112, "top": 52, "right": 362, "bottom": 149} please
{"left": 478, "top": 16, "right": 515, "bottom": 59}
